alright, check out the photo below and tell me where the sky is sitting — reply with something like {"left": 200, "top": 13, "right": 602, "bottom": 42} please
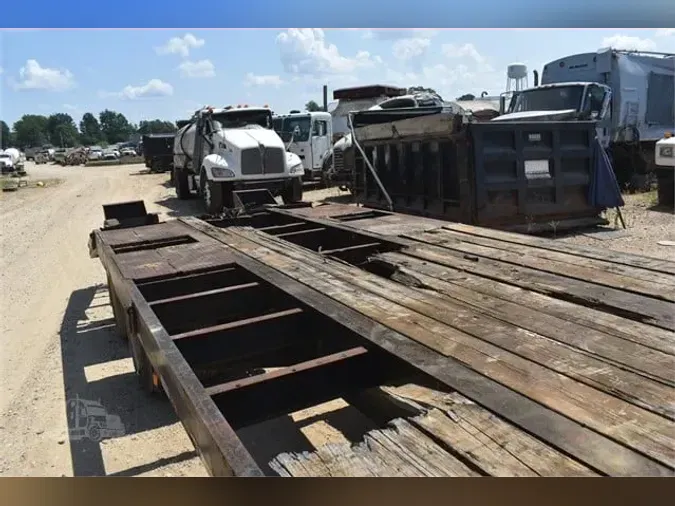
{"left": 1, "top": 28, "right": 674, "bottom": 129}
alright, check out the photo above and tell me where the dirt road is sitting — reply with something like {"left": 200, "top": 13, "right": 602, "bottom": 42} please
{"left": 0, "top": 163, "right": 206, "bottom": 476}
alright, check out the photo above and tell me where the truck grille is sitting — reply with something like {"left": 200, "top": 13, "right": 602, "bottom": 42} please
{"left": 241, "top": 147, "right": 286, "bottom": 175}
{"left": 333, "top": 148, "right": 345, "bottom": 173}
{"left": 263, "top": 147, "right": 285, "bottom": 174}
{"left": 241, "top": 148, "right": 263, "bottom": 175}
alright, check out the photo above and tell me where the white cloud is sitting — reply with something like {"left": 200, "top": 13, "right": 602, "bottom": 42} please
{"left": 63, "top": 104, "right": 78, "bottom": 111}
{"left": 442, "top": 43, "right": 493, "bottom": 72}
{"left": 276, "top": 28, "right": 379, "bottom": 77}
{"left": 156, "top": 33, "right": 205, "bottom": 58}
{"left": 101, "top": 79, "right": 174, "bottom": 100}
{"left": 392, "top": 38, "right": 431, "bottom": 63}
{"left": 244, "top": 73, "right": 285, "bottom": 87}
{"left": 11, "top": 59, "right": 74, "bottom": 91}
{"left": 178, "top": 59, "right": 215, "bottom": 78}
{"left": 362, "top": 29, "right": 439, "bottom": 40}
{"left": 655, "top": 28, "right": 675, "bottom": 38}
{"left": 601, "top": 34, "right": 657, "bottom": 51}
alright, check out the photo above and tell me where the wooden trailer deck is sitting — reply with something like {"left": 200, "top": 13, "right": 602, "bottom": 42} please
{"left": 93, "top": 202, "right": 674, "bottom": 477}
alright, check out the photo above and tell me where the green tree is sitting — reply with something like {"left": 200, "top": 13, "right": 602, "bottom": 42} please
{"left": 99, "top": 109, "right": 134, "bottom": 144}
{"left": 138, "top": 119, "right": 177, "bottom": 135}
{"left": 12, "top": 114, "right": 49, "bottom": 149}
{"left": 79, "top": 112, "right": 104, "bottom": 146}
{"left": 47, "top": 113, "right": 80, "bottom": 147}
{"left": 305, "top": 100, "right": 322, "bottom": 112}
{"left": 0, "top": 120, "right": 12, "bottom": 149}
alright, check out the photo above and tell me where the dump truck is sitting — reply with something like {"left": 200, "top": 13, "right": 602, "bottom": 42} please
{"left": 142, "top": 133, "right": 175, "bottom": 173}
{"left": 87, "top": 198, "right": 674, "bottom": 477}
{"left": 496, "top": 49, "right": 675, "bottom": 188}
{"left": 172, "top": 105, "right": 305, "bottom": 214}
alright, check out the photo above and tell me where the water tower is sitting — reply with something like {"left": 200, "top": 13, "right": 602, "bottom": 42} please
{"left": 506, "top": 63, "right": 528, "bottom": 92}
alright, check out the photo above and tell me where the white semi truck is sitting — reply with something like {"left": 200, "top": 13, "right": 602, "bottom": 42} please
{"left": 173, "top": 105, "right": 305, "bottom": 214}
{"left": 0, "top": 148, "right": 26, "bottom": 175}
{"left": 272, "top": 111, "right": 332, "bottom": 182}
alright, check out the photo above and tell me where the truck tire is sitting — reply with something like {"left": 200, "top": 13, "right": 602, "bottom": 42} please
{"left": 174, "top": 168, "right": 190, "bottom": 200}
{"left": 199, "top": 168, "right": 225, "bottom": 215}
{"left": 281, "top": 177, "right": 303, "bottom": 204}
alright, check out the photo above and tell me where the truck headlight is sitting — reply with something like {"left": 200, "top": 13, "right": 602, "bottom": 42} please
{"left": 211, "top": 167, "right": 235, "bottom": 178}
{"left": 289, "top": 163, "right": 304, "bottom": 174}
{"left": 659, "top": 146, "right": 673, "bottom": 157}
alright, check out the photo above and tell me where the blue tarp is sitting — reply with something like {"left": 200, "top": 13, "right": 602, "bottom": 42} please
{"left": 588, "top": 139, "right": 625, "bottom": 209}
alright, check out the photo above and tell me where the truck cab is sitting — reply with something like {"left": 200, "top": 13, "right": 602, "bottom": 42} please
{"left": 173, "top": 105, "right": 305, "bottom": 214}
{"left": 493, "top": 82, "right": 612, "bottom": 145}
{"left": 273, "top": 111, "right": 333, "bottom": 182}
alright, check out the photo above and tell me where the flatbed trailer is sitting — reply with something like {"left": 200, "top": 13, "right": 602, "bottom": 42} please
{"left": 88, "top": 200, "right": 675, "bottom": 477}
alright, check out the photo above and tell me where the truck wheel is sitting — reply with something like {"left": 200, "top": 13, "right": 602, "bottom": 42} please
{"left": 199, "top": 168, "right": 224, "bottom": 215}
{"left": 174, "top": 168, "right": 190, "bottom": 200}
{"left": 281, "top": 177, "right": 303, "bottom": 204}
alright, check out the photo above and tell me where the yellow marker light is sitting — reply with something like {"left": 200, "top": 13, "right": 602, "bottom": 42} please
{"left": 665, "top": 132, "right": 672, "bottom": 138}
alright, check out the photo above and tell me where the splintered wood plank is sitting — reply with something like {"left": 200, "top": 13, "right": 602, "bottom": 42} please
{"left": 197, "top": 225, "right": 675, "bottom": 469}
{"left": 237, "top": 228, "right": 675, "bottom": 419}
{"left": 443, "top": 223, "right": 675, "bottom": 275}
{"left": 270, "top": 420, "right": 477, "bottom": 477}
{"left": 400, "top": 242, "right": 674, "bottom": 330}
{"left": 115, "top": 249, "right": 177, "bottom": 280}
{"left": 365, "top": 419, "right": 478, "bottom": 476}
{"left": 403, "top": 230, "right": 675, "bottom": 303}
{"left": 372, "top": 256, "right": 674, "bottom": 384}
{"left": 377, "top": 251, "right": 675, "bottom": 356}
{"left": 427, "top": 228, "right": 675, "bottom": 288}
{"left": 380, "top": 385, "right": 595, "bottom": 477}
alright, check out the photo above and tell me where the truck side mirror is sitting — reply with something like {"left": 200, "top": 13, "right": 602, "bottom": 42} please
{"left": 293, "top": 125, "right": 301, "bottom": 137}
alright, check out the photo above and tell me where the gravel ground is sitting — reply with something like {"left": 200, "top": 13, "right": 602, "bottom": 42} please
{"left": 0, "top": 162, "right": 672, "bottom": 477}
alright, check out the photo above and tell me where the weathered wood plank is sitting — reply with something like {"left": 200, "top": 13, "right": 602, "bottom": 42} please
{"left": 349, "top": 384, "right": 596, "bottom": 477}
{"left": 429, "top": 228, "right": 675, "bottom": 288}
{"left": 377, "top": 251, "right": 675, "bottom": 356}
{"left": 247, "top": 229, "right": 675, "bottom": 417}
{"left": 208, "top": 226, "right": 675, "bottom": 468}
{"left": 371, "top": 255, "right": 674, "bottom": 384}
{"left": 403, "top": 230, "right": 675, "bottom": 303}
{"left": 400, "top": 242, "right": 674, "bottom": 330}
{"left": 443, "top": 222, "right": 675, "bottom": 275}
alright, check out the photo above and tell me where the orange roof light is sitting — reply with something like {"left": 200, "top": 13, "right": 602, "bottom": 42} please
{"left": 665, "top": 132, "right": 673, "bottom": 138}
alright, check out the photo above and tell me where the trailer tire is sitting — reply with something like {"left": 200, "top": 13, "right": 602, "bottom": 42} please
{"left": 174, "top": 168, "right": 191, "bottom": 200}
{"left": 107, "top": 275, "right": 128, "bottom": 341}
{"left": 281, "top": 177, "right": 303, "bottom": 204}
{"left": 199, "top": 168, "right": 225, "bottom": 215}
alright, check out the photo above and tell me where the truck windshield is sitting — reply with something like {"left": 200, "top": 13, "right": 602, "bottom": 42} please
{"left": 212, "top": 110, "right": 272, "bottom": 130}
{"left": 275, "top": 117, "right": 311, "bottom": 143}
{"left": 511, "top": 85, "right": 584, "bottom": 113}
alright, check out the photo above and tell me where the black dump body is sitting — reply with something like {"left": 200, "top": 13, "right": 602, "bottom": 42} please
{"left": 142, "top": 133, "right": 175, "bottom": 172}
{"left": 348, "top": 110, "right": 607, "bottom": 232}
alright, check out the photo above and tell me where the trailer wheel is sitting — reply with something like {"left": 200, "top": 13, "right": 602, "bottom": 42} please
{"left": 174, "top": 168, "right": 190, "bottom": 200}
{"left": 107, "top": 275, "right": 128, "bottom": 341}
{"left": 199, "top": 168, "right": 225, "bottom": 215}
{"left": 281, "top": 177, "right": 303, "bottom": 204}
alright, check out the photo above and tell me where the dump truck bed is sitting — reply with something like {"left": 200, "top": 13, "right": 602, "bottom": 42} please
{"left": 91, "top": 202, "right": 675, "bottom": 477}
